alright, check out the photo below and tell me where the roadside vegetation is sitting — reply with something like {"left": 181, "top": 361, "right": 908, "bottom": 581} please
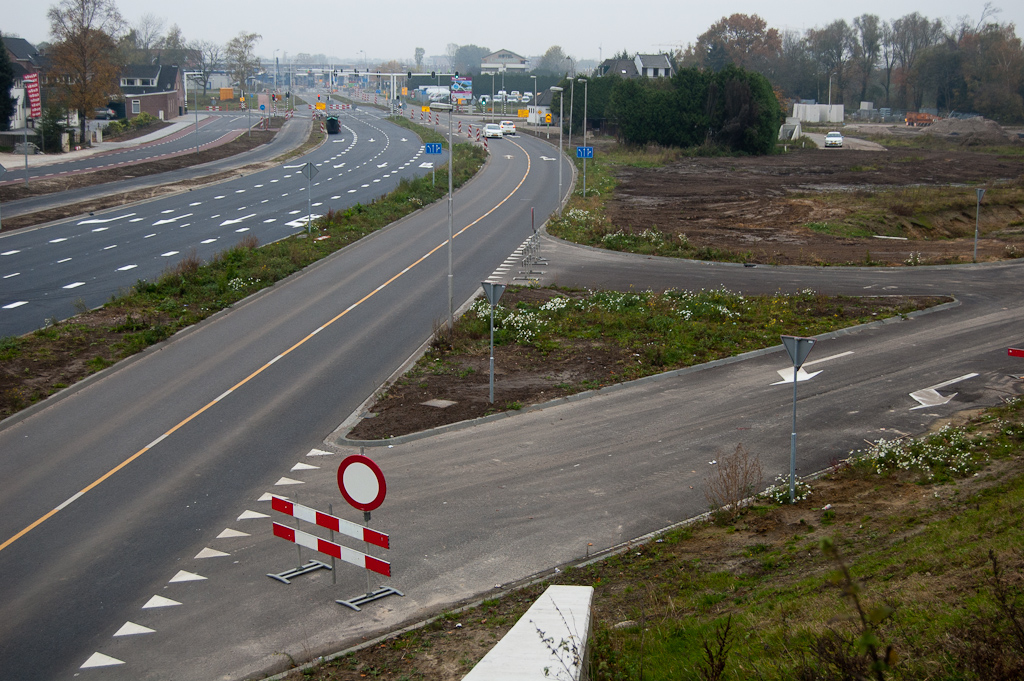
{"left": 287, "top": 396, "right": 1024, "bottom": 680}
{"left": 0, "top": 124, "right": 484, "bottom": 420}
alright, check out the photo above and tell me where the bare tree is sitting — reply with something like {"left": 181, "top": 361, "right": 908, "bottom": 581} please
{"left": 852, "top": 14, "right": 882, "bottom": 102}
{"left": 132, "top": 12, "right": 164, "bottom": 63}
{"left": 414, "top": 47, "right": 425, "bottom": 70}
{"left": 225, "top": 31, "right": 262, "bottom": 93}
{"left": 47, "top": 0, "right": 125, "bottom": 141}
{"left": 188, "top": 39, "right": 221, "bottom": 96}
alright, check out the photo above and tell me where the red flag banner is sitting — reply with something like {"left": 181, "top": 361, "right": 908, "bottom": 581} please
{"left": 22, "top": 73, "right": 41, "bottom": 119}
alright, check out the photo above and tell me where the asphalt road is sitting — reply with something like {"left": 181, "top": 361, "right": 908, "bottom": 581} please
{"left": 0, "top": 127, "right": 570, "bottom": 680}
{"left": 0, "top": 109, "right": 438, "bottom": 338}
{"left": 0, "top": 113, "right": 258, "bottom": 189}
{"left": 1, "top": 118, "right": 1022, "bottom": 680}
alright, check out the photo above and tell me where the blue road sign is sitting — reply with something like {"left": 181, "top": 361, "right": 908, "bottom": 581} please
{"left": 425, "top": 143, "right": 442, "bottom": 154}
{"left": 259, "top": 104, "right": 266, "bottom": 111}
{"left": 576, "top": 146, "right": 594, "bottom": 159}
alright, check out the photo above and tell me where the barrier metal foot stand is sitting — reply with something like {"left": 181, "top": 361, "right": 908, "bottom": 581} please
{"left": 267, "top": 560, "right": 332, "bottom": 584}
{"left": 336, "top": 586, "right": 405, "bottom": 611}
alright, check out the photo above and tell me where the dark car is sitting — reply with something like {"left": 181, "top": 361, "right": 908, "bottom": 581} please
{"left": 94, "top": 108, "right": 117, "bottom": 120}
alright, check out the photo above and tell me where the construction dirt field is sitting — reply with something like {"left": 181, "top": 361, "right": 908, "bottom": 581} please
{"left": 602, "top": 143, "right": 1024, "bottom": 266}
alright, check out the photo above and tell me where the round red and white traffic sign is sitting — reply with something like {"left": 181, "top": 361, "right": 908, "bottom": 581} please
{"left": 337, "top": 455, "right": 387, "bottom": 512}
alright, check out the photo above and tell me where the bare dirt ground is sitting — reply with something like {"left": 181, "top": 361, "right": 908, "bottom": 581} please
{"left": 0, "top": 128, "right": 278, "bottom": 231}
{"left": 604, "top": 145, "right": 1024, "bottom": 266}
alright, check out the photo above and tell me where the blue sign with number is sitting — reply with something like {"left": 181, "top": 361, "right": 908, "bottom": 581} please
{"left": 576, "top": 146, "right": 594, "bottom": 159}
{"left": 425, "top": 143, "right": 442, "bottom": 155}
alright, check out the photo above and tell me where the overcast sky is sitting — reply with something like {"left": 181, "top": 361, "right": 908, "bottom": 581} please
{"left": 5, "top": 1, "right": 1021, "bottom": 65}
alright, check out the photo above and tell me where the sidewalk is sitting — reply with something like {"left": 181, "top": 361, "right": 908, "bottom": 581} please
{"left": 0, "top": 114, "right": 210, "bottom": 169}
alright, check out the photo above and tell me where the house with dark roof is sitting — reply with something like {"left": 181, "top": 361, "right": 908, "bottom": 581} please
{"left": 596, "top": 58, "right": 639, "bottom": 78}
{"left": 3, "top": 36, "right": 45, "bottom": 130}
{"left": 119, "top": 64, "right": 185, "bottom": 119}
{"left": 634, "top": 54, "right": 674, "bottom": 78}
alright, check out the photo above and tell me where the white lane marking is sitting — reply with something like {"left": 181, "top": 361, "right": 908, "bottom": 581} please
{"left": 216, "top": 528, "right": 249, "bottom": 538}
{"left": 189, "top": 202, "right": 202, "bottom": 206}
{"left": 195, "top": 547, "right": 229, "bottom": 559}
{"left": 263, "top": 218, "right": 277, "bottom": 223}
{"left": 214, "top": 195, "right": 226, "bottom": 199}
{"left": 220, "top": 214, "right": 256, "bottom": 227}
{"left": 201, "top": 238, "right": 217, "bottom": 244}
{"left": 169, "top": 570, "right": 207, "bottom": 582}
{"left": 57, "top": 257, "right": 72, "bottom": 263}
{"left": 114, "top": 622, "right": 154, "bottom": 636}
{"left": 81, "top": 652, "right": 124, "bottom": 668}
{"left": 49, "top": 238, "right": 68, "bottom": 243}
{"left": 161, "top": 251, "right": 180, "bottom": 257}
{"left": 63, "top": 282, "right": 85, "bottom": 289}
{"left": 2, "top": 272, "right": 19, "bottom": 278}
{"left": 117, "top": 265, "right": 137, "bottom": 271}
{"left": 144, "top": 234, "right": 156, "bottom": 238}
{"left": 103, "top": 245, "right": 117, "bottom": 250}
{"left": 160, "top": 209, "right": 175, "bottom": 214}
{"left": 77, "top": 213, "right": 136, "bottom": 225}
{"left": 3, "top": 301, "right": 28, "bottom": 309}
{"left": 91, "top": 227, "right": 108, "bottom": 232}
{"left": 153, "top": 212, "right": 193, "bottom": 226}
{"left": 142, "top": 595, "right": 181, "bottom": 608}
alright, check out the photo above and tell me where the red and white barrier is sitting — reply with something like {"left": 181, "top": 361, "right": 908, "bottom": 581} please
{"left": 271, "top": 496, "right": 388, "bottom": 548}
{"left": 206, "top": 106, "right": 222, "bottom": 111}
{"left": 457, "top": 121, "right": 462, "bottom": 134}
{"left": 272, "top": 523, "right": 391, "bottom": 576}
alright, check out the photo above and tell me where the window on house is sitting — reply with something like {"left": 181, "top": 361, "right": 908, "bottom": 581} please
{"left": 141, "top": 78, "right": 154, "bottom": 86}
{"left": 132, "top": 99, "right": 140, "bottom": 114}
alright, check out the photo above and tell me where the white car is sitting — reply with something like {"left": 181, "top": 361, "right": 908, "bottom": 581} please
{"left": 483, "top": 123, "right": 503, "bottom": 139}
{"left": 824, "top": 131, "right": 844, "bottom": 148}
{"left": 499, "top": 120, "right": 516, "bottom": 136}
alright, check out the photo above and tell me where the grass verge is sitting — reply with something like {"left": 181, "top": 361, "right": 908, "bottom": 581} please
{"left": 284, "top": 396, "right": 1024, "bottom": 680}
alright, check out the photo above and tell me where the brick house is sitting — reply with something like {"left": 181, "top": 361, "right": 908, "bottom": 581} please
{"left": 119, "top": 64, "right": 185, "bottom": 120}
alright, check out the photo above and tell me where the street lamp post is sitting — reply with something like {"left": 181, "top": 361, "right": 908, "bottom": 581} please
{"left": 273, "top": 49, "right": 279, "bottom": 92}
{"left": 550, "top": 86, "right": 564, "bottom": 217}
{"left": 431, "top": 103, "right": 455, "bottom": 332}
{"left": 828, "top": 72, "right": 836, "bottom": 107}
{"left": 567, "top": 78, "right": 574, "bottom": 152}
{"left": 578, "top": 77, "right": 588, "bottom": 197}
{"left": 530, "top": 75, "right": 537, "bottom": 124}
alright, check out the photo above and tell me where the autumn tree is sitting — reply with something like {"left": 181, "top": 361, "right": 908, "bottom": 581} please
{"left": 452, "top": 44, "right": 489, "bottom": 75}
{"left": 47, "top": 0, "right": 125, "bottom": 141}
{"left": 0, "top": 32, "right": 17, "bottom": 130}
{"left": 688, "top": 14, "right": 782, "bottom": 77}
{"left": 159, "top": 24, "right": 189, "bottom": 66}
{"left": 225, "top": 31, "right": 261, "bottom": 92}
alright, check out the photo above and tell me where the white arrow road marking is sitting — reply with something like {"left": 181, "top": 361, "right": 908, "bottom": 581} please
{"left": 81, "top": 652, "right": 124, "bottom": 668}
{"left": 169, "top": 570, "right": 207, "bottom": 582}
{"left": 219, "top": 214, "right": 256, "bottom": 227}
{"left": 142, "top": 595, "right": 181, "bottom": 608}
{"left": 400, "top": 137, "right": 408, "bottom": 141}
{"left": 910, "top": 373, "right": 979, "bottom": 410}
{"left": 420, "top": 162, "right": 434, "bottom": 168}
{"left": 771, "top": 350, "right": 853, "bottom": 385}
{"left": 237, "top": 509, "right": 269, "bottom": 520}
{"left": 377, "top": 162, "right": 388, "bottom": 168}
{"left": 333, "top": 163, "right": 346, "bottom": 168}
{"left": 286, "top": 215, "right": 322, "bottom": 228}
{"left": 540, "top": 156, "right": 556, "bottom": 161}
{"left": 291, "top": 462, "right": 319, "bottom": 471}
{"left": 77, "top": 213, "right": 136, "bottom": 225}
{"left": 773, "top": 368, "right": 822, "bottom": 384}
{"left": 153, "top": 212, "right": 193, "bottom": 226}
{"left": 114, "top": 621, "right": 155, "bottom": 636}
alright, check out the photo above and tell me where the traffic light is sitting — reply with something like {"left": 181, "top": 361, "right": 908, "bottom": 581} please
{"left": 430, "top": 71, "right": 435, "bottom": 78}
{"left": 317, "top": 94, "right": 321, "bottom": 101}
{"left": 407, "top": 71, "right": 412, "bottom": 79}
{"left": 454, "top": 71, "right": 459, "bottom": 77}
